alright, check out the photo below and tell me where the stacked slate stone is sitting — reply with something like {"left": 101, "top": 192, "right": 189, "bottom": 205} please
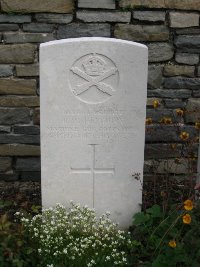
{"left": 0, "top": 0, "right": 199, "bottom": 200}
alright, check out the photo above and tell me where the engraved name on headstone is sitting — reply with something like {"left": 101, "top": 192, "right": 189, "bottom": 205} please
{"left": 40, "top": 37, "right": 148, "bottom": 228}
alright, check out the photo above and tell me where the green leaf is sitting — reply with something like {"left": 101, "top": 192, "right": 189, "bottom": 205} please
{"left": 152, "top": 255, "right": 171, "bottom": 267}
{"left": 0, "top": 200, "right": 13, "bottom": 209}
{"left": 146, "top": 205, "right": 162, "bottom": 218}
{"left": 133, "top": 212, "right": 150, "bottom": 225}
{"left": 31, "top": 205, "right": 41, "bottom": 213}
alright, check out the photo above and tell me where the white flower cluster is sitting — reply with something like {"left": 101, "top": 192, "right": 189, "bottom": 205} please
{"left": 20, "top": 202, "right": 133, "bottom": 267}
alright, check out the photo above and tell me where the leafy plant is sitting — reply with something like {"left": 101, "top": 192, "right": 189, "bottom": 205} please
{"left": 129, "top": 198, "right": 200, "bottom": 266}
{"left": 19, "top": 202, "right": 135, "bottom": 267}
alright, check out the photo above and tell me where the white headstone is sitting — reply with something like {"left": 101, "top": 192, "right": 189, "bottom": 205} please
{"left": 40, "top": 37, "right": 148, "bottom": 228}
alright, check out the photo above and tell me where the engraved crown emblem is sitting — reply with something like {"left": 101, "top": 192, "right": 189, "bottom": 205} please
{"left": 83, "top": 55, "right": 106, "bottom": 76}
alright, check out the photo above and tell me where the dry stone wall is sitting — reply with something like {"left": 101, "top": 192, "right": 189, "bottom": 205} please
{"left": 0, "top": 0, "right": 199, "bottom": 200}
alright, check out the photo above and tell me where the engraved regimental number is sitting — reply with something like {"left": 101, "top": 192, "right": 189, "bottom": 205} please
{"left": 69, "top": 53, "right": 119, "bottom": 104}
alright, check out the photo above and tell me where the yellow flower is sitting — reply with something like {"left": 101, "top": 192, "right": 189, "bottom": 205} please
{"left": 182, "top": 214, "right": 192, "bottom": 224}
{"left": 153, "top": 99, "right": 160, "bottom": 109}
{"left": 171, "top": 144, "right": 177, "bottom": 150}
{"left": 176, "top": 108, "right": 184, "bottom": 116}
{"left": 195, "top": 122, "right": 200, "bottom": 130}
{"left": 160, "top": 117, "right": 172, "bottom": 124}
{"left": 168, "top": 240, "right": 176, "bottom": 248}
{"left": 146, "top": 118, "right": 153, "bottom": 125}
{"left": 179, "top": 131, "right": 189, "bottom": 141}
{"left": 184, "top": 200, "right": 193, "bottom": 211}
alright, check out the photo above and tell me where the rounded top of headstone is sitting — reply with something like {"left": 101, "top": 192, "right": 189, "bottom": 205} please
{"left": 40, "top": 37, "right": 148, "bottom": 50}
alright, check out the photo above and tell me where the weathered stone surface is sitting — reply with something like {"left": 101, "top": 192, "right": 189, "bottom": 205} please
{"left": 143, "top": 174, "right": 193, "bottom": 182}
{"left": 193, "top": 90, "right": 200, "bottom": 97}
{"left": 0, "top": 135, "right": 40, "bottom": 144}
{"left": 0, "top": 144, "right": 40, "bottom": 156}
{"left": 0, "top": 96, "right": 39, "bottom": 107}
{"left": 0, "top": 174, "right": 18, "bottom": 181}
{"left": 0, "top": 108, "right": 30, "bottom": 125}
{"left": 13, "top": 126, "right": 40, "bottom": 135}
{"left": 77, "top": 11, "right": 131, "bottom": 22}
{"left": 176, "top": 28, "right": 200, "bottom": 35}
{"left": 164, "top": 65, "right": 195, "bottom": 77}
{"left": 0, "top": 24, "right": 19, "bottom": 31}
{"left": 198, "top": 66, "right": 200, "bottom": 76}
{"left": 114, "top": 24, "right": 169, "bottom": 42}
{"left": 120, "top": 0, "right": 200, "bottom": 11}
{"left": 185, "top": 99, "right": 200, "bottom": 123}
{"left": 0, "top": 157, "right": 12, "bottom": 172}
{"left": 155, "top": 159, "right": 190, "bottom": 174}
{"left": 145, "top": 144, "right": 185, "bottom": 159}
{"left": 16, "top": 157, "right": 40, "bottom": 171}
{"left": 0, "top": 14, "right": 31, "bottom": 23}
{"left": 169, "top": 12, "right": 199, "bottom": 28}
{"left": 4, "top": 33, "right": 55, "bottom": 44}
{"left": 16, "top": 64, "right": 39, "bottom": 77}
{"left": 164, "top": 77, "right": 200, "bottom": 89}
{"left": 0, "top": 65, "right": 13, "bottom": 77}
{"left": 1, "top": 0, "right": 74, "bottom": 13}
{"left": 57, "top": 24, "right": 111, "bottom": 38}
{"left": 148, "top": 89, "right": 191, "bottom": 99}
{"left": 146, "top": 109, "right": 181, "bottom": 123}
{"left": 175, "top": 35, "right": 200, "bottom": 53}
{"left": 0, "top": 44, "right": 36, "bottom": 64}
{"left": 0, "top": 126, "right": 10, "bottom": 133}
{"left": 175, "top": 53, "right": 199, "bottom": 65}
{"left": 33, "top": 108, "right": 40, "bottom": 125}
{"left": 0, "top": 181, "right": 41, "bottom": 200}
{"left": 164, "top": 99, "right": 186, "bottom": 108}
{"left": 21, "top": 172, "right": 41, "bottom": 181}
{"left": 35, "top": 13, "right": 73, "bottom": 24}
{"left": 148, "top": 43, "right": 174, "bottom": 62}
{"left": 148, "top": 65, "right": 163, "bottom": 89}
{"left": 0, "top": 79, "right": 36, "bottom": 95}
{"left": 144, "top": 159, "right": 197, "bottom": 175}
{"left": 146, "top": 125, "right": 198, "bottom": 142}
{"left": 78, "top": 0, "right": 115, "bottom": 9}
{"left": 23, "top": 23, "right": 54, "bottom": 33}
{"left": 133, "top": 11, "right": 165, "bottom": 22}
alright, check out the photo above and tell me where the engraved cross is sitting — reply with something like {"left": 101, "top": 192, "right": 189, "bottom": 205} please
{"left": 70, "top": 144, "right": 115, "bottom": 207}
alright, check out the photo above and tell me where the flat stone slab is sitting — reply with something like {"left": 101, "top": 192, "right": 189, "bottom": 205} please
{"left": 40, "top": 38, "right": 147, "bottom": 228}
{"left": 78, "top": 0, "right": 115, "bottom": 9}
{"left": 1, "top": 0, "right": 74, "bottom": 13}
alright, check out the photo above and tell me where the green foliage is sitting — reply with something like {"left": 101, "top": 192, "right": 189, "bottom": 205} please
{"left": 0, "top": 201, "right": 38, "bottom": 267}
{"left": 0, "top": 199, "right": 42, "bottom": 266}
{"left": 1, "top": 197, "right": 200, "bottom": 266}
{"left": 130, "top": 200, "right": 200, "bottom": 266}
